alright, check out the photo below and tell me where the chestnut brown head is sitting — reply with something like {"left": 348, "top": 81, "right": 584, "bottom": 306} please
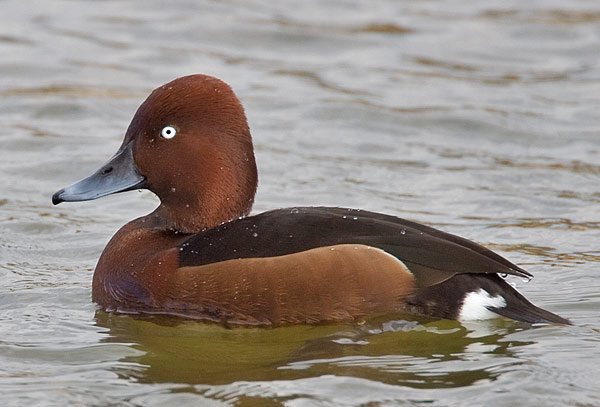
{"left": 52, "top": 75, "right": 258, "bottom": 233}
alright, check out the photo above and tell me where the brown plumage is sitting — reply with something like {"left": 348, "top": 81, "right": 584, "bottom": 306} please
{"left": 52, "top": 74, "right": 571, "bottom": 326}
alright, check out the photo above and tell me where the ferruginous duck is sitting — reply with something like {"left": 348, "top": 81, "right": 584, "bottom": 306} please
{"left": 52, "top": 74, "right": 570, "bottom": 325}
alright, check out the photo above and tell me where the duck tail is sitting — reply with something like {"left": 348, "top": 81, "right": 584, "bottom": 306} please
{"left": 406, "top": 273, "right": 571, "bottom": 325}
{"left": 487, "top": 282, "right": 571, "bottom": 325}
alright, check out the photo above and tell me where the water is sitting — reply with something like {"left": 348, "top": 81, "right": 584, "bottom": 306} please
{"left": 1, "top": 0, "right": 599, "bottom": 405}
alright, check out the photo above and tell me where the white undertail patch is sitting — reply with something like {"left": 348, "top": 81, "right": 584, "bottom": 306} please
{"left": 458, "top": 289, "right": 507, "bottom": 321}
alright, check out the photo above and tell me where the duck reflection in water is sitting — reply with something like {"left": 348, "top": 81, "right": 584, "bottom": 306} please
{"left": 95, "top": 310, "right": 534, "bottom": 389}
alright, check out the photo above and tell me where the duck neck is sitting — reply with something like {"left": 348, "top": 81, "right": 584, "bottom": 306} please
{"left": 147, "top": 166, "right": 258, "bottom": 233}
{"left": 148, "top": 198, "right": 252, "bottom": 234}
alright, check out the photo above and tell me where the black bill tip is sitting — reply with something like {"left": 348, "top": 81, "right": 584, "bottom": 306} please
{"left": 52, "top": 189, "right": 65, "bottom": 205}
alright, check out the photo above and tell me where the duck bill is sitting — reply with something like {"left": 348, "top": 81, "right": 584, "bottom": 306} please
{"left": 52, "top": 141, "right": 146, "bottom": 205}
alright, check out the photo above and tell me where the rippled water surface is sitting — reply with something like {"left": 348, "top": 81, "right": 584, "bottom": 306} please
{"left": 1, "top": 1, "right": 600, "bottom": 406}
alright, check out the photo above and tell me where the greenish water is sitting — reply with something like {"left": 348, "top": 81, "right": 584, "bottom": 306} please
{"left": 1, "top": 1, "right": 599, "bottom": 406}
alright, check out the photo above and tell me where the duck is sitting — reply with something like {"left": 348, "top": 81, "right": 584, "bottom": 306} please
{"left": 52, "top": 74, "right": 570, "bottom": 326}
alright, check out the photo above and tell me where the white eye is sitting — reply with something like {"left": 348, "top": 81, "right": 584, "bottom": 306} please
{"left": 160, "top": 126, "right": 177, "bottom": 139}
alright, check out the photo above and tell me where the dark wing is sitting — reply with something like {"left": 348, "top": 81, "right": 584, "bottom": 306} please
{"left": 178, "top": 207, "right": 531, "bottom": 288}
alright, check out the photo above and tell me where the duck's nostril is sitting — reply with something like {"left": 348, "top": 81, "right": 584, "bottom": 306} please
{"left": 102, "top": 166, "right": 114, "bottom": 175}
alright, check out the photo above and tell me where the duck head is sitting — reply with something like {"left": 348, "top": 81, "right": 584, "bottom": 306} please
{"left": 52, "top": 75, "right": 258, "bottom": 233}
